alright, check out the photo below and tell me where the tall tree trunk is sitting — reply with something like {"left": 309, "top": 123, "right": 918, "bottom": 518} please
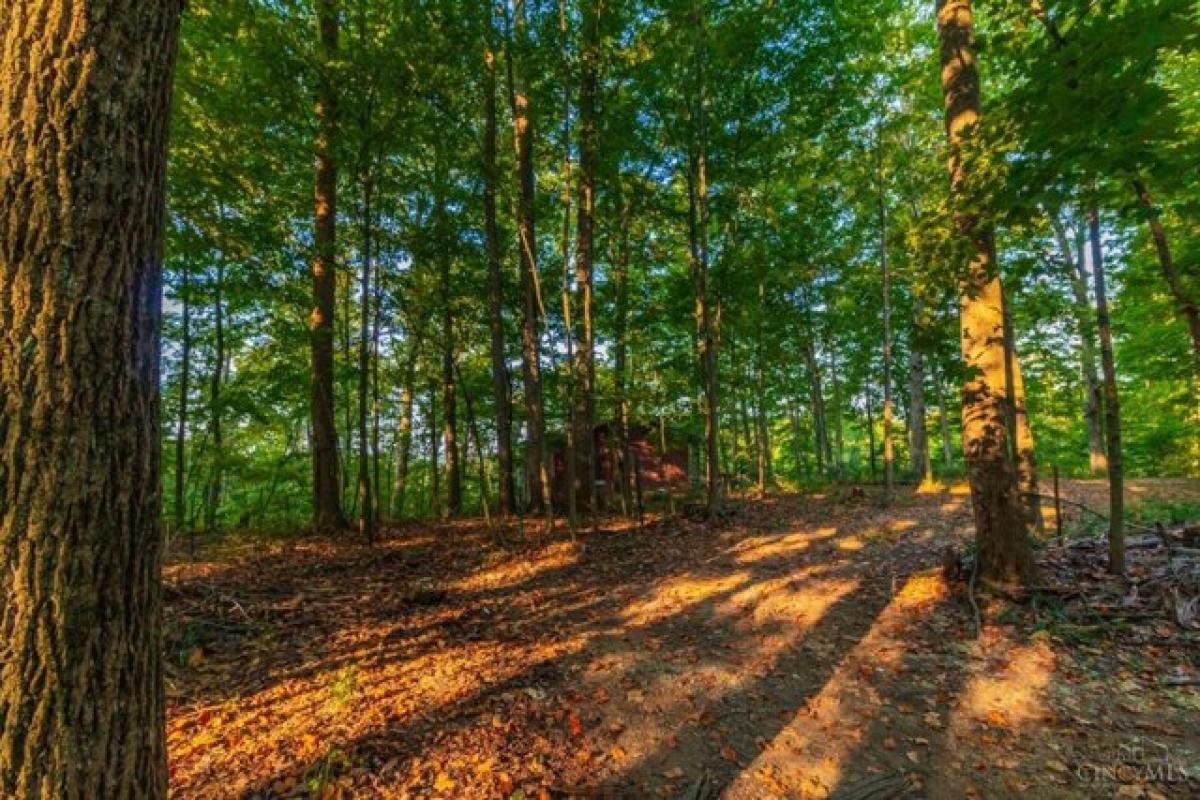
{"left": 937, "top": 0, "right": 1032, "bottom": 584}
{"left": 205, "top": 263, "right": 226, "bottom": 532}
{"left": 0, "top": 2, "right": 182, "bottom": 794}
{"left": 1132, "top": 179, "right": 1200, "bottom": 376}
{"left": 879, "top": 139, "right": 895, "bottom": 503}
{"left": 482, "top": 34, "right": 515, "bottom": 516}
{"left": 310, "top": 0, "right": 347, "bottom": 531}
{"left": 507, "top": 0, "right": 549, "bottom": 516}
{"left": 613, "top": 193, "right": 635, "bottom": 516}
{"left": 755, "top": 278, "right": 772, "bottom": 492}
{"left": 1089, "top": 204, "right": 1125, "bottom": 574}
{"left": 436, "top": 178, "right": 461, "bottom": 517}
{"left": 357, "top": 172, "right": 374, "bottom": 542}
{"left": 573, "top": 0, "right": 601, "bottom": 515}
{"left": 688, "top": 1, "right": 721, "bottom": 516}
{"left": 176, "top": 265, "right": 192, "bottom": 541}
{"left": 392, "top": 343, "right": 419, "bottom": 519}
{"left": 1050, "top": 213, "right": 1106, "bottom": 475}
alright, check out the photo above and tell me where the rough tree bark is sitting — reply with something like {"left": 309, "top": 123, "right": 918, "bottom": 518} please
{"left": 0, "top": 2, "right": 183, "bottom": 795}
{"left": 1088, "top": 204, "right": 1125, "bottom": 574}
{"left": 310, "top": 0, "right": 347, "bottom": 531}
{"left": 937, "top": 0, "right": 1033, "bottom": 584}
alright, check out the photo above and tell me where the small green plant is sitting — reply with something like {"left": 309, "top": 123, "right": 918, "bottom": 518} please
{"left": 305, "top": 747, "right": 351, "bottom": 795}
{"left": 328, "top": 666, "right": 358, "bottom": 707}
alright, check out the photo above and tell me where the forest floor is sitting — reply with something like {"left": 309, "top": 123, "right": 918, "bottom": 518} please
{"left": 165, "top": 480, "right": 1200, "bottom": 800}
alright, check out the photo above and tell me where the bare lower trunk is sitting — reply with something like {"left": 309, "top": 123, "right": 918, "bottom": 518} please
{"left": 938, "top": 0, "right": 1032, "bottom": 584}
{"left": 0, "top": 2, "right": 183, "bottom": 794}
{"left": 1003, "top": 295, "right": 1044, "bottom": 534}
{"left": 613, "top": 194, "right": 634, "bottom": 516}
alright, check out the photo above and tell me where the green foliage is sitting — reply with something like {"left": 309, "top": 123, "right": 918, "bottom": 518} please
{"left": 161, "top": 0, "right": 1200, "bottom": 533}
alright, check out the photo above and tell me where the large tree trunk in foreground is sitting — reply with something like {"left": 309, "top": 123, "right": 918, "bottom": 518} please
{"left": 310, "top": 0, "right": 347, "bottom": 532}
{"left": 1089, "top": 205, "right": 1125, "bottom": 575}
{"left": 0, "top": 2, "right": 183, "bottom": 795}
{"left": 937, "top": 0, "right": 1032, "bottom": 584}
{"left": 483, "top": 38, "right": 515, "bottom": 516}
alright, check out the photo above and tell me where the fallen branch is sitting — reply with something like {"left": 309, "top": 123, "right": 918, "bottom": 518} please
{"left": 1021, "top": 492, "right": 1160, "bottom": 535}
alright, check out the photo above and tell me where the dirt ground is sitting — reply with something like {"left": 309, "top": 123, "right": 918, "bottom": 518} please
{"left": 165, "top": 480, "right": 1200, "bottom": 799}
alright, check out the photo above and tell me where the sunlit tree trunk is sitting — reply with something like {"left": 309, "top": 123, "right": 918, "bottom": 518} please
{"left": 482, "top": 34, "right": 515, "bottom": 516}
{"left": 310, "top": 0, "right": 347, "bottom": 531}
{"left": 1050, "top": 213, "right": 1106, "bottom": 475}
{"left": 829, "top": 342, "right": 844, "bottom": 479}
{"left": 1088, "top": 204, "right": 1125, "bottom": 574}
{"left": 0, "top": 2, "right": 182, "bottom": 794}
{"left": 937, "top": 0, "right": 1032, "bottom": 584}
